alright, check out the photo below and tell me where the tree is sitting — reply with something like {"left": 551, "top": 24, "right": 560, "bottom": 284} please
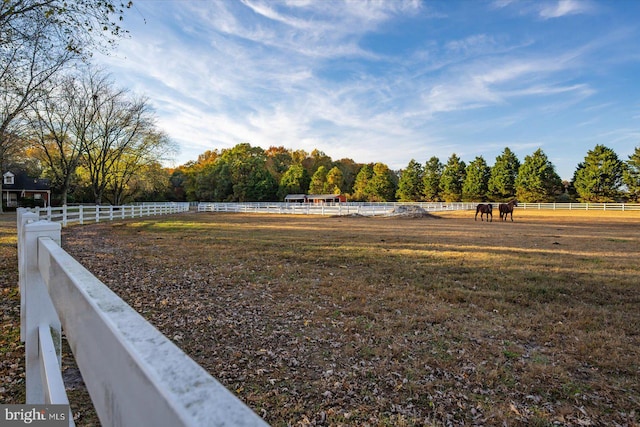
{"left": 220, "top": 143, "right": 277, "bottom": 202}
{"left": 195, "top": 160, "right": 233, "bottom": 201}
{"left": 105, "top": 130, "right": 176, "bottom": 205}
{"left": 422, "top": 156, "right": 443, "bottom": 201}
{"left": 439, "top": 154, "right": 466, "bottom": 202}
{"left": 0, "top": 0, "right": 132, "bottom": 212}
{"left": 623, "top": 146, "right": 640, "bottom": 202}
{"left": 367, "top": 163, "right": 397, "bottom": 202}
{"left": 119, "top": 161, "right": 172, "bottom": 203}
{"left": 278, "top": 164, "right": 310, "bottom": 199}
{"left": 303, "top": 149, "right": 333, "bottom": 178}
{"left": 515, "top": 149, "right": 563, "bottom": 202}
{"left": 488, "top": 147, "right": 520, "bottom": 200}
{"left": 573, "top": 145, "right": 625, "bottom": 202}
{"left": 462, "top": 156, "right": 490, "bottom": 201}
{"left": 309, "top": 165, "right": 328, "bottom": 194}
{"left": 396, "top": 159, "right": 424, "bottom": 201}
{"left": 80, "top": 75, "right": 162, "bottom": 204}
{"left": 333, "top": 158, "right": 360, "bottom": 194}
{"left": 326, "top": 166, "right": 345, "bottom": 195}
{"left": 27, "top": 74, "right": 85, "bottom": 205}
{"left": 352, "top": 164, "right": 373, "bottom": 201}
{"left": 265, "top": 146, "right": 293, "bottom": 183}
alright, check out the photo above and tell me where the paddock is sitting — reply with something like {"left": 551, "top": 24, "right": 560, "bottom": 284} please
{"left": 52, "top": 209, "right": 640, "bottom": 426}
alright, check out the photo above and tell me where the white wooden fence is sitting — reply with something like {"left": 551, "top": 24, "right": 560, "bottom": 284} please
{"left": 32, "top": 202, "right": 190, "bottom": 226}
{"left": 17, "top": 208, "right": 268, "bottom": 427}
{"left": 198, "top": 201, "right": 640, "bottom": 215}
{"left": 518, "top": 202, "right": 640, "bottom": 211}
{"left": 197, "top": 201, "right": 477, "bottom": 215}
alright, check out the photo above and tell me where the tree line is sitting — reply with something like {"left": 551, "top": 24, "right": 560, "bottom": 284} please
{"left": 169, "top": 143, "right": 640, "bottom": 204}
{"left": 1, "top": 0, "right": 138, "bottom": 212}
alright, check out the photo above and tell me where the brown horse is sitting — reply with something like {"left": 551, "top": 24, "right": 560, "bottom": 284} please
{"left": 475, "top": 203, "right": 493, "bottom": 222}
{"left": 499, "top": 200, "right": 518, "bottom": 221}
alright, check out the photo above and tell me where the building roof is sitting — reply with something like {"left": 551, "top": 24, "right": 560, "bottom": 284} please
{"left": 3, "top": 170, "right": 50, "bottom": 191}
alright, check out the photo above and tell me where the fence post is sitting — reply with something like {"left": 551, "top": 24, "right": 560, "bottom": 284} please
{"left": 62, "top": 205, "right": 68, "bottom": 227}
{"left": 18, "top": 213, "right": 63, "bottom": 403}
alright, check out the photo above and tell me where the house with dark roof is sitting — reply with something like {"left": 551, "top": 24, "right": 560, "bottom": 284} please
{"left": 2, "top": 170, "right": 51, "bottom": 208}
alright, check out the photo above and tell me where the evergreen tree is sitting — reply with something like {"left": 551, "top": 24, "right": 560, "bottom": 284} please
{"left": 367, "top": 163, "right": 397, "bottom": 201}
{"left": 515, "top": 149, "right": 562, "bottom": 202}
{"left": 422, "top": 156, "right": 443, "bottom": 201}
{"left": 462, "top": 156, "right": 490, "bottom": 201}
{"left": 309, "top": 165, "right": 328, "bottom": 194}
{"left": 439, "top": 154, "right": 466, "bottom": 202}
{"left": 396, "top": 159, "right": 424, "bottom": 201}
{"left": 488, "top": 147, "right": 520, "bottom": 200}
{"left": 573, "top": 145, "right": 625, "bottom": 202}
{"left": 623, "top": 146, "right": 640, "bottom": 202}
{"left": 278, "top": 164, "right": 310, "bottom": 199}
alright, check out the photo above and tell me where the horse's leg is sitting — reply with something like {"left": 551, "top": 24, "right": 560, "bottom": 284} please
{"left": 489, "top": 211, "right": 492, "bottom": 222}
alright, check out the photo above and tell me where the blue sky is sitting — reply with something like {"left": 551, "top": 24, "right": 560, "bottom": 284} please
{"left": 96, "top": 0, "right": 640, "bottom": 180}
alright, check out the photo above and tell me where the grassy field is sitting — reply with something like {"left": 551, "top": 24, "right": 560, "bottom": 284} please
{"left": 3, "top": 209, "right": 640, "bottom": 426}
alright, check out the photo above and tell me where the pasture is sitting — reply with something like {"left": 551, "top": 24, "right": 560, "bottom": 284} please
{"left": 3, "top": 209, "right": 640, "bottom": 426}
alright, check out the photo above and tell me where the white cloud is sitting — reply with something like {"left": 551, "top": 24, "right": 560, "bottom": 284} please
{"left": 539, "top": 0, "right": 595, "bottom": 19}
{"left": 93, "top": 0, "right": 639, "bottom": 181}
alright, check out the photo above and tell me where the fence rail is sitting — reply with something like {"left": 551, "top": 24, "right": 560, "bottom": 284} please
{"left": 518, "top": 202, "right": 640, "bottom": 211}
{"left": 198, "top": 201, "right": 640, "bottom": 215}
{"left": 31, "top": 202, "right": 190, "bottom": 226}
{"left": 17, "top": 209, "right": 268, "bottom": 427}
{"left": 197, "top": 201, "right": 477, "bottom": 216}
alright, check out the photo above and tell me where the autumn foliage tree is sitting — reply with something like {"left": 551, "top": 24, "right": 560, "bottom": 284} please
{"left": 1, "top": 0, "right": 132, "bottom": 211}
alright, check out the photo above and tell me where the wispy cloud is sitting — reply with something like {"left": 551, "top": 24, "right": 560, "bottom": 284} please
{"left": 96, "top": 0, "right": 640, "bottom": 179}
{"left": 539, "top": 0, "right": 596, "bottom": 19}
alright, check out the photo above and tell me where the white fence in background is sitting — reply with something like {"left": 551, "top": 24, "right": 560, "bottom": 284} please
{"left": 518, "top": 202, "right": 640, "bottom": 211}
{"left": 17, "top": 208, "right": 268, "bottom": 427}
{"left": 198, "top": 201, "right": 640, "bottom": 215}
{"left": 31, "top": 202, "right": 190, "bottom": 226}
{"left": 197, "top": 201, "right": 477, "bottom": 216}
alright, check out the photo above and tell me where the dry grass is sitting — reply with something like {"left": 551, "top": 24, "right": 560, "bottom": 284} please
{"left": 3, "top": 209, "right": 640, "bottom": 426}
{"left": 0, "top": 213, "right": 24, "bottom": 405}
